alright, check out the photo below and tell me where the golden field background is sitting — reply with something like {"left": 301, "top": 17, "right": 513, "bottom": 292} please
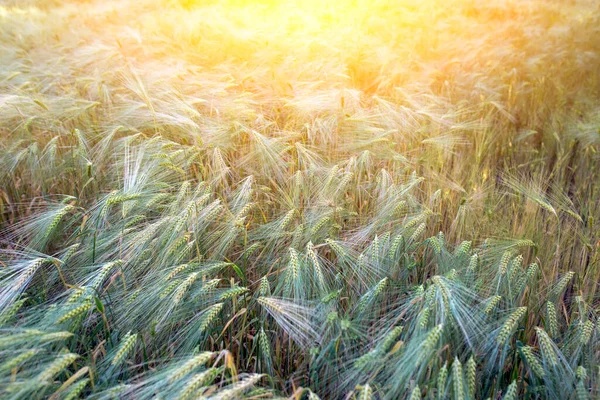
{"left": 1, "top": 0, "right": 600, "bottom": 398}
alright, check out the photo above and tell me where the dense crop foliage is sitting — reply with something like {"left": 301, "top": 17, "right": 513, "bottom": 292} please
{"left": 1, "top": 0, "right": 600, "bottom": 398}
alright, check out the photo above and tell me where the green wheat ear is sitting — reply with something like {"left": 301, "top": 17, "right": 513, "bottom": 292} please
{"left": 497, "top": 307, "right": 527, "bottom": 345}
{"left": 519, "top": 346, "right": 544, "bottom": 378}
{"left": 38, "top": 353, "right": 79, "bottom": 382}
{"left": 258, "top": 276, "right": 271, "bottom": 297}
{"left": 427, "top": 236, "right": 442, "bottom": 254}
{"left": 549, "top": 271, "right": 575, "bottom": 300}
{"left": 257, "top": 328, "right": 273, "bottom": 373}
{"left": 503, "top": 380, "right": 518, "bottom": 400}
{"left": 410, "top": 385, "right": 421, "bottom": 400}
{"left": 452, "top": 357, "right": 464, "bottom": 400}
{"left": 417, "top": 325, "right": 443, "bottom": 366}
{"left": 467, "top": 254, "right": 478, "bottom": 273}
{"left": 535, "top": 327, "right": 559, "bottom": 367}
{"left": 576, "top": 380, "right": 589, "bottom": 400}
{"left": 197, "top": 303, "right": 224, "bottom": 333}
{"left": 545, "top": 302, "right": 559, "bottom": 338}
{"left": 63, "top": 378, "right": 89, "bottom": 400}
{"left": 576, "top": 366, "right": 587, "bottom": 381}
{"left": 0, "top": 349, "right": 38, "bottom": 372}
{"left": 484, "top": 295, "right": 502, "bottom": 314}
{"left": 56, "top": 301, "right": 93, "bottom": 324}
{"left": 0, "top": 297, "right": 28, "bottom": 325}
{"left": 498, "top": 251, "right": 512, "bottom": 276}
{"left": 380, "top": 325, "right": 403, "bottom": 352}
{"left": 358, "top": 384, "right": 373, "bottom": 400}
{"left": 576, "top": 366, "right": 589, "bottom": 400}
{"left": 409, "top": 223, "right": 426, "bottom": 245}
{"left": 112, "top": 331, "right": 137, "bottom": 366}
{"left": 579, "top": 320, "right": 594, "bottom": 346}
{"left": 466, "top": 356, "right": 476, "bottom": 398}
{"left": 388, "top": 234, "right": 405, "bottom": 258}
{"left": 177, "top": 367, "right": 220, "bottom": 400}
{"left": 169, "top": 352, "right": 215, "bottom": 383}
{"left": 45, "top": 205, "right": 75, "bottom": 239}
{"left": 455, "top": 240, "right": 472, "bottom": 256}
{"left": 306, "top": 241, "right": 326, "bottom": 290}
{"left": 437, "top": 362, "right": 448, "bottom": 400}
{"left": 173, "top": 272, "right": 200, "bottom": 304}
{"left": 213, "top": 374, "right": 264, "bottom": 399}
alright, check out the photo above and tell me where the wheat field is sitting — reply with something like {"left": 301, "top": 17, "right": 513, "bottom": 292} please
{"left": 1, "top": 0, "right": 600, "bottom": 398}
